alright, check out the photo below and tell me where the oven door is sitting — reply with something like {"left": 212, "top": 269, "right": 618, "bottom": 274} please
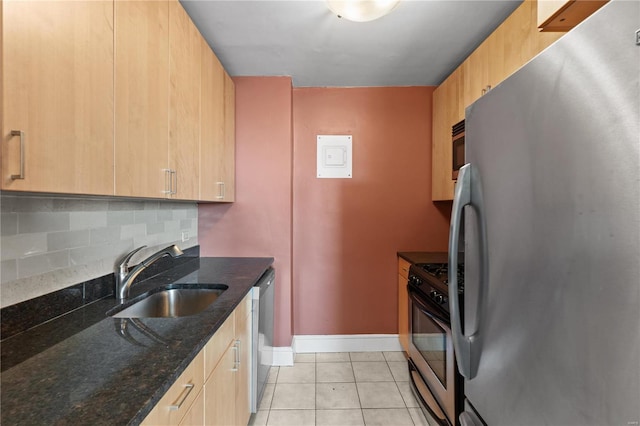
{"left": 408, "top": 286, "right": 458, "bottom": 426}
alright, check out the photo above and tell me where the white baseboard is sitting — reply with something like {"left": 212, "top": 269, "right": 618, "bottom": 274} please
{"left": 271, "top": 346, "right": 295, "bottom": 366}
{"left": 293, "top": 334, "right": 402, "bottom": 354}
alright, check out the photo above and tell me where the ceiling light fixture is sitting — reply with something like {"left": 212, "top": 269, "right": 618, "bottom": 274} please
{"left": 326, "top": 0, "right": 401, "bottom": 22}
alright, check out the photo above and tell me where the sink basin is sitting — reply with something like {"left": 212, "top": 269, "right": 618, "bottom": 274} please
{"left": 109, "top": 284, "right": 228, "bottom": 318}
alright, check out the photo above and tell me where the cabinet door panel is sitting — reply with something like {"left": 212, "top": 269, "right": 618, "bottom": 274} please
{"left": 221, "top": 72, "right": 236, "bottom": 202}
{"left": 169, "top": 1, "right": 201, "bottom": 200}
{"left": 204, "top": 343, "right": 237, "bottom": 426}
{"left": 398, "top": 258, "right": 411, "bottom": 353}
{"left": 235, "top": 294, "right": 251, "bottom": 425}
{"left": 200, "top": 40, "right": 226, "bottom": 201}
{"left": 115, "top": 0, "right": 169, "bottom": 198}
{"left": 2, "top": 0, "right": 114, "bottom": 195}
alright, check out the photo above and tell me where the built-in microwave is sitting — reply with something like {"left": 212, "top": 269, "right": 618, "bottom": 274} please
{"left": 452, "top": 120, "right": 465, "bottom": 180}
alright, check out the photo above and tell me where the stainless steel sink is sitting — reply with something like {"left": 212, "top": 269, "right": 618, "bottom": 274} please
{"left": 109, "top": 284, "right": 228, "bottom": 318}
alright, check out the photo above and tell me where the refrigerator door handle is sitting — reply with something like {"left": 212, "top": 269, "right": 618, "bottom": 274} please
{"left": 449, "top": 163, "right": 487, "bottom": 380}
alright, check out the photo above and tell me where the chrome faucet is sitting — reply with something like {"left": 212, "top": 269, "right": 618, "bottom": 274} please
{"left": 115, "top": 245, "right": 184, "bottom": 302}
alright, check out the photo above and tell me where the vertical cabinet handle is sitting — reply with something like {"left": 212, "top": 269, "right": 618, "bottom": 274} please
{"left": 163, "top": 169, "right": 178, "bottom": 196}
{"left": 10, "top": 130, "right": 25, "bottom": 180}
{"left": 168, "top": 383, "right": 195, "bottom": 411}
{"left": 171, "top": 170, "right": 177, "bottom": 195}
{"left": 163, "top": 169, "right": 172, "bottom": 195}
{"left": 231, "top": 340, "right": 240, "bottom": 371}
{"left": 216, "top": 181, "right": 225, "bottom": 200}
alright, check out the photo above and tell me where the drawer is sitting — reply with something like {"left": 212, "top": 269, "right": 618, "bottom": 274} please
{"left": 142, "top": 350, "right": 204, "bottom": 426}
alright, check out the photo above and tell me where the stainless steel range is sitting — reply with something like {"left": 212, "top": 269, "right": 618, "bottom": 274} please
{"left": 407, "top": 260, "right": 464, "bottom": 426}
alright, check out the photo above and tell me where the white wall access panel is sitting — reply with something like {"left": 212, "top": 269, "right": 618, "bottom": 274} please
{"left": 316, "top": 135, "right": 352, "bottom": 178}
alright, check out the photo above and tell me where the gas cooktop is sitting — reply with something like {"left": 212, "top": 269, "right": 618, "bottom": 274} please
{"left": 414, "top": 262, "right": 465, "bottom": 292}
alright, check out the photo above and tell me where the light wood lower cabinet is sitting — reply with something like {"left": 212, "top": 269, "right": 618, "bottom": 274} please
{"left": 398, "top": 257, "right": 411, "bottom": 353}
{"left": 142, "top": 291, "right": 252, "bottom": 426}
{"left": 2, "top": 0, "right": 114, "bottom": 195}
{"left": 142, "top": 351, "right": 205, "bottom": 426}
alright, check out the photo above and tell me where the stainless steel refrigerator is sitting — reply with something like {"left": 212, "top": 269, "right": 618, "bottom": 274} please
{"left": 447, "top": 1, "right": 640, "bottom": 424}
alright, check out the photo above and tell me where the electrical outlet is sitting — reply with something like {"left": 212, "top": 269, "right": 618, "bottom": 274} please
{"left": 181, "top": 231, "right": 189, "bottom": 242}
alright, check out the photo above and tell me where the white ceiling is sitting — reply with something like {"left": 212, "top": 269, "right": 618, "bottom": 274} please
{"left": 180, "top": 0, "right": 522, "bottom": 87}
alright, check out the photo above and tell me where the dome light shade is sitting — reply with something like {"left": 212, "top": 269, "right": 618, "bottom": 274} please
{"left": 326, "top": 0, "right": 401, "bottom": 22}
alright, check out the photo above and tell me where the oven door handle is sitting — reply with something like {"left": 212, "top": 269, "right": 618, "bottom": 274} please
{"left": 449, "top": 163, "right": 487, "bottom": 380}
{"left": 407, "top": 287, "right": 450, "bottom": 327}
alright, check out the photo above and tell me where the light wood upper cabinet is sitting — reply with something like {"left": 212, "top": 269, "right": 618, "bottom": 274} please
{"left": 432, "top": 67, "right": 463, "bottom": 202}
{"left": 221, "top": 71, "right": 237, "bottom": 202}
{"left": 2, "top": 0, "right": 114, "bottom": 195}
{"left": 431, "top": 0, "right": 566, "bottom": 201}
{"left": 200, "top": 40, "right": 235, "bottom": 202}
{"left": 114, "top": 0, "right": 170, "bottom": 198}
{"left": 538, "top": 0, "right": 607, "bottom": 32}
{"left": 169, "top": 0, "right": 201, "bottom": 201}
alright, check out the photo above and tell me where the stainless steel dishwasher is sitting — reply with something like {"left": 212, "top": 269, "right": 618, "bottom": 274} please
{"left": 251, "top": 267, "right": 275, "bottom": 413}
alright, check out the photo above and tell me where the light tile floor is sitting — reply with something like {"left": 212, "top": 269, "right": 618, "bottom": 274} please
{"left": 249, "top": 352, "right": 439, "bottom": 426}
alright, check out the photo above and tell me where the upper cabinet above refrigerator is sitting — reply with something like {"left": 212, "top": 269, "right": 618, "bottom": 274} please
{"left": 431, "top": 0, "right": 604, "bottom": 202}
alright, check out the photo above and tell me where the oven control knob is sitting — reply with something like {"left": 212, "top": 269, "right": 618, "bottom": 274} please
{"left": 429, "top": 290, "right": 438, "bottom": 298}
{"left": 435, "top": 294, "right": 445, "bottom": 304}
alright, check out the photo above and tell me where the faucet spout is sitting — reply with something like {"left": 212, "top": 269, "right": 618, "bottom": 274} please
{"left": 115, "top": 245, "right": 184, "bottom": 302}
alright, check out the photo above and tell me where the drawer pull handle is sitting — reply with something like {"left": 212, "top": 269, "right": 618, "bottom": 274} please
{"left": 169, "top": 383, "right": 195, "bottom": 410}
{"left": 10, "top": 130, "right": 25, "bottom": 180}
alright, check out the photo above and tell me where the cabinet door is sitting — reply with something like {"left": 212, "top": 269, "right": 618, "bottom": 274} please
{"left": 114, "top": 0, "right": 170, "bottom": 198}
{"left": 200, "top": 40, "right": 226, "bottom": 201}
{"left": 235, "top": 293, "right": 252, "bottom": 425}
{"left": 398, "top": 258, "right": 411, "bottom": 353}
{"left": 169, "top": 0, "right": 201, "bottom": 200}
{"left": 204, "top": 342, "right": 237, "bottom": 426}
{"left": 221, "top": 71, "right": 236, "bottom": 202}
{"left": 179, "top": 388, "right": 204, "bottom": 426}
{"left": 462, "top": 40, "right": 489, "bottom": 108}
{"left": 431, "top": 67, "right": 462, "bottom": 202}
{"left": 2, "top": 0, "right": 114, "bottom": 195}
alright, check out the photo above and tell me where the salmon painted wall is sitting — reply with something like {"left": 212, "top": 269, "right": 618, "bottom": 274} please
{"left": 292, "top": 87, "right": 450, "bottom": 336}
{"left": 199, "top": 77, "right": 293, "bottom": 347}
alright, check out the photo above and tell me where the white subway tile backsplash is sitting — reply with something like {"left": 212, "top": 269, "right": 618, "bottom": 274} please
{"left": 1, "top": 213, "right": 18, "bottom": 236}
{"left": 147, "top": 222, "right": 165, "bottom": 235}
{"left": 69, "top": 211, "right": 108, "bottom": 230}
{"left": 134, "top": 210, "right": 157, "bottom": 225}
{"left": 106, "top": 211, "right": 135, "bottom": 227}
{"left": 157, "top": 210, "right": 173, "bottom": 221}
{"left": 0, "top": 194, "right": 198, "bottom": 308}
{"left": 69, "top": 240, "right": 133, "bottom": 266}
{"left": 1, "top": 233, "right": 48, "bottom": 259}
{"left": 18, "top": 250, "right": 70, "bottom": 278}
{"left": 90, "top": 226, "right": 123, "bottom": 245}
{"left": 1, "top": 260, "right": 18, "bottom": 284}
{"left": 120, "top": 223, "right": 147, "bottom": 240}
{"left": 18, "top": 212, "right": 70, "bottom": 233}
{"left": 47, "top": 230, "right": 91, "bottom": 251}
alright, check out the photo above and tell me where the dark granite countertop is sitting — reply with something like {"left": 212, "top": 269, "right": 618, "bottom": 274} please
{"left": 0, "top": 257, "right": 274, "bottom": 426}
{"left": 397, "top": 251, "right": 449, "bottom": 265}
